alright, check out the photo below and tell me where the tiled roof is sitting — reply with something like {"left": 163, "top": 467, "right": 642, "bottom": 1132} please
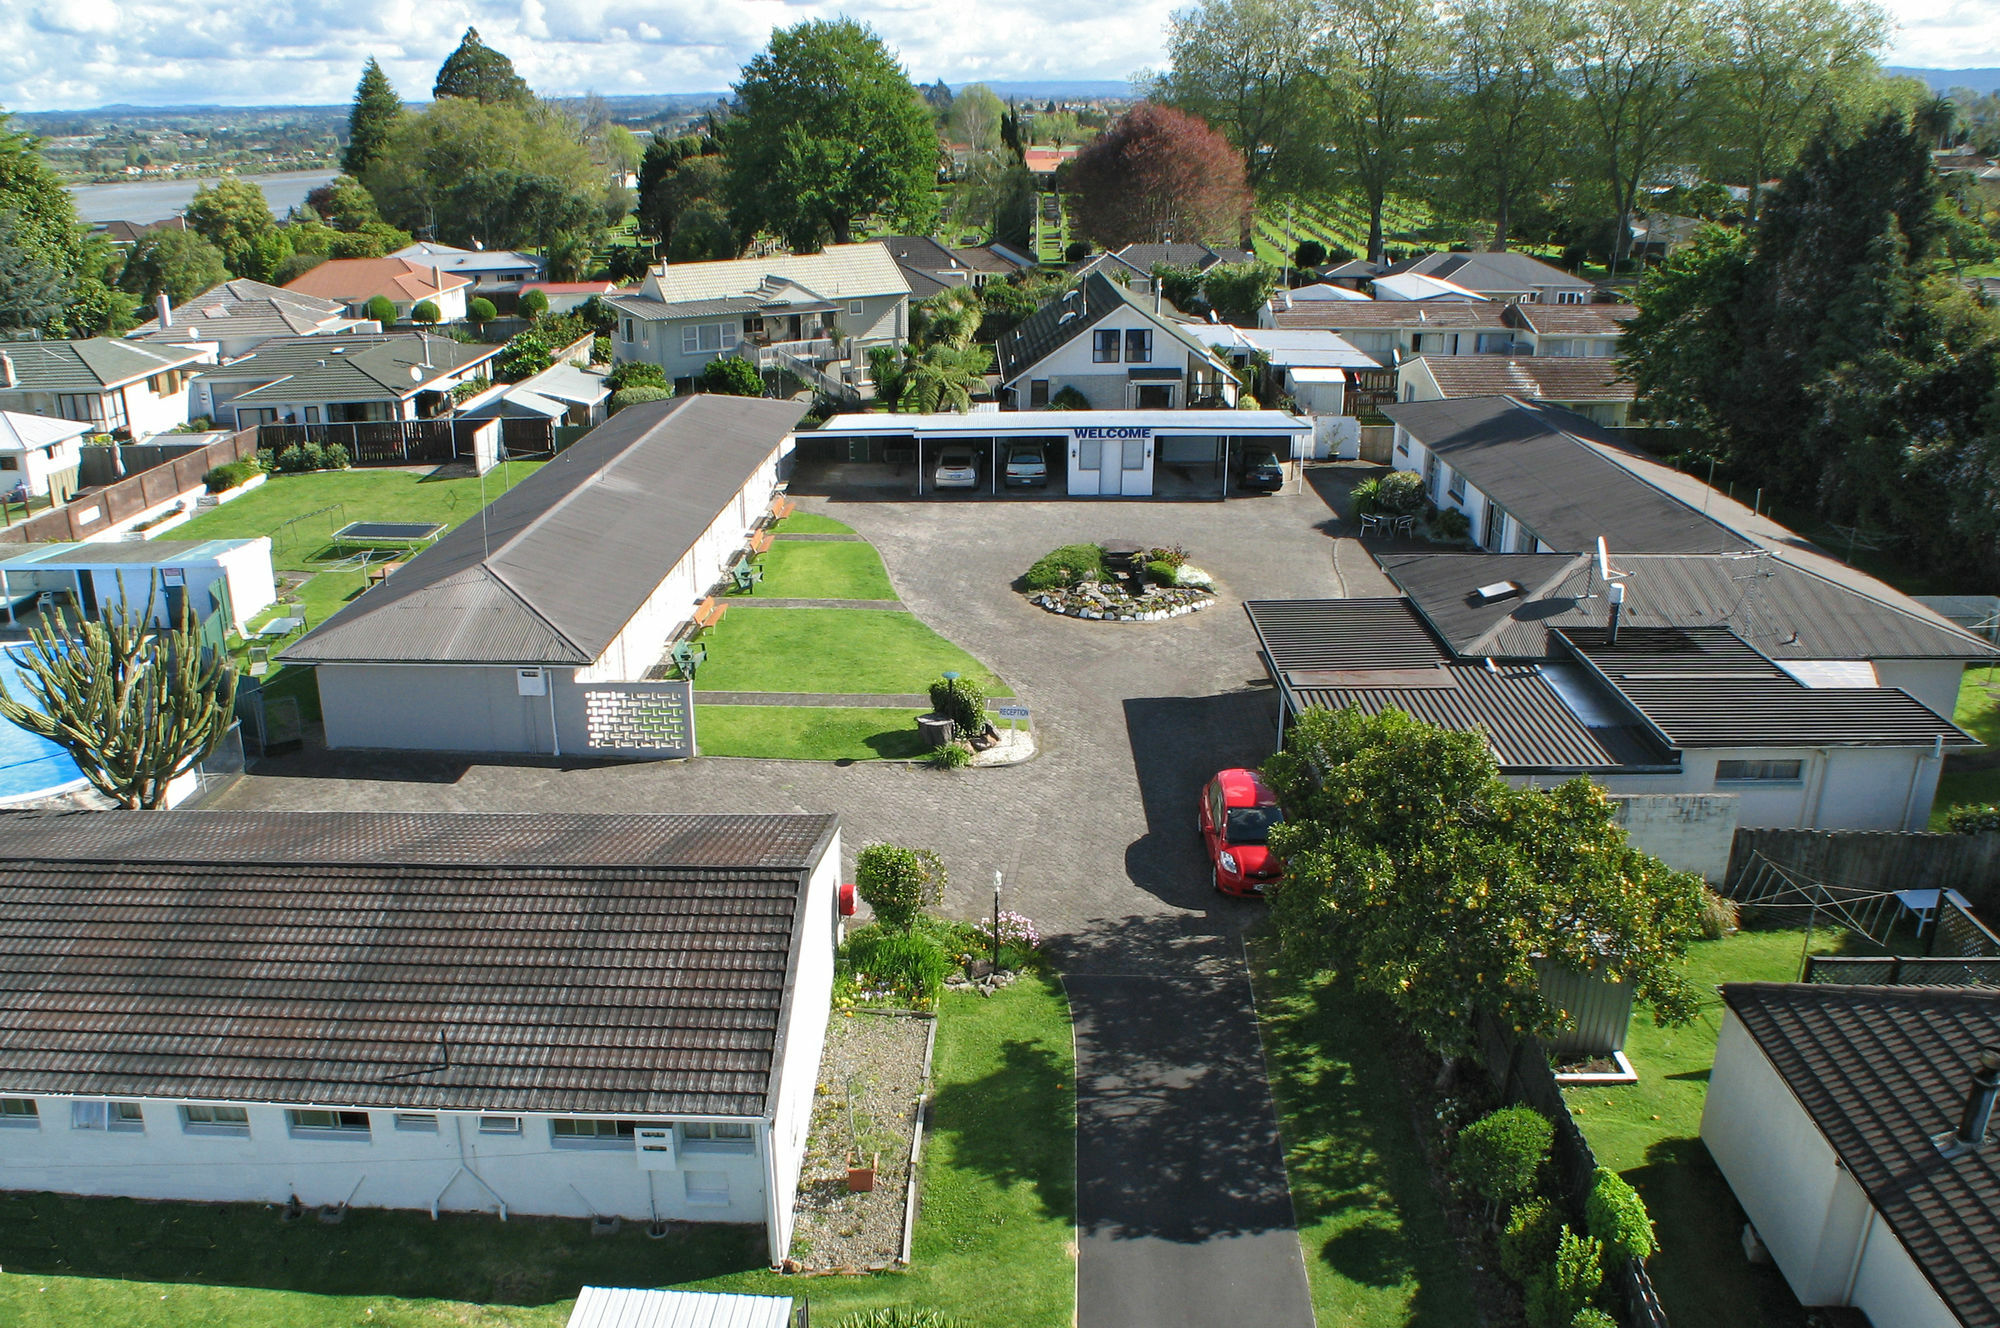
{"left": 283, "top": 258, "right": 471, "bottom": 304}
{"left": 640, "top": 243, "right": 908, "bottom": 305}
{"left": 1412, "top": 356, "right": 1633, "bottom": 402}
{"left": 1722, "top": 983, "right": 2000, "bottom": 1328}
{"left": 0, "top": 809, "right": 837, "bottom": 1117}
{"left": 1389, "top": 251, "right": 1596, "bottom": 293}
{"left": 1558, "top": 625, "right": 1975, "bottom": 748}
{"left": 285, "top": 395, "right": 807, "bottom": 665}
{"left": 0, "top": 338, "right": 206, "bottom": 393}
{"left": 128, "top": 279, "right": 352, "bottom": 343}
{"left": 994, "top": 271, "right": 1218, "bottom": 383}
{"left": 1507, "top": 304, "right": 1637, "bottom": 336}
{"left": 951, "top": 245, "right": 1019, "bottom": 273}
{"left": 1271, "top": 302, "right": 1511, "bottom": 331}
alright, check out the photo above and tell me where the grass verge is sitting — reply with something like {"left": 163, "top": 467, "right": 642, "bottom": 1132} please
{"left": 697, "top": 706, "right": 930, "bottom": 761}
{"left": 741, "top": 541, "right": 896, "bottom": 601}
{"left": 1930, "top": 665, "right": 1997, "bottom": 825}
{"left": 0, "top": 975, "right": 1076, "bottom": 1328}
{"left": 693, "top": 607, "right": 1007, "bottom": 697}
{"left": 173, "top": 464, "right": 544, "bottom": 572}
{"left": 1249, "top": 939, "right": 1477, "bottom": 1328}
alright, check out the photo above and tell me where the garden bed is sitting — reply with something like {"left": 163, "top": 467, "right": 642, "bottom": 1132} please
{"left": 1028, "top": 582, "right": 1215, "bottom": 621}
{"left": 1018, "top": 541, "right": 1217, "bottom": 621}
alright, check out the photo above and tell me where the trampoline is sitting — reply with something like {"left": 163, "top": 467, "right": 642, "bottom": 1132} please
{"left": 0, "top": 649, "right": 87, "bottom": 804}
{"left": 330, "top": 521, "right": 445, "bottom": 551}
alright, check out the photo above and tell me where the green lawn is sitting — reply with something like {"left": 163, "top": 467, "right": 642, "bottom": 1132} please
{"left": 740, "top": 541, "right": 895, "bottom": 601}
{"left": 173, "top": 464, "right": 545, "bottom": 571}
{"left": 694, "top": 607, "right": 1008, "bottom": 697}
{"left": 1250, "top": 942, "right": 1477, "bottom": 1328}
{"left": 697, "top": 706, "right": 930, "bottom": 760}
{"left": 1561, "top": 927, "right": 1872, "bottom": 1328}
{"left": 1929, "top": 666, "right": 1998, "bottom": 825}
{"left": 773, "top": 512, "right": 855, "bottom": 536}
{"left": 0, "top": 974, "right": 1076, "bottom": 1328}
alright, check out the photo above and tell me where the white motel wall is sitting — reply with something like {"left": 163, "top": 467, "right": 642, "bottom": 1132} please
{"left": 1701, "top": 1013, "right": 1959, "bottom": 1328}
{"left": 0, "top": 834, "right": 842, "bottom": 1257}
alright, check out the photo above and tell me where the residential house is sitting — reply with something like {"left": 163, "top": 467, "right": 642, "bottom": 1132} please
{"left": 1381, "top": 250, "right": 1599, "bottom": 304}
{"left": 0, "top": 808, "right": 841, "bottom": 1259}
{"left": 1024, "top": 145, "right": 1080, "bottom": 183}
{"left": 463, "top": 360, "right": 611, "bottom": 432}
{"left": 91, "top": 216, "right": 187, "bottom": 256}
{"left": 881, "top": 235, "right": 1005, "bottom": 296}
{"left": 516, "top": 281, "right": 621, "bottom": 314}
{"left": 1371, "top": 271, "right": 1490, "bottom": 302}
{"left": 994, "top": 271, "right": 1239, "bottom": 410}
{"left": 1262, "top": 299, "right": 1516, "bottom": 367}
{"left": 284, "top": 395, "right": 807, "bottom": 756}
{"left": 0, "top": 539, "right": 277, "bottom": 633}
{"left": 1195, "top": 325, "right": 1378, "bottom": 453}
{"left": 0, "top": 339, "right": 210, "bottom": 440}
{"left": 608, "top": 243, "right": 909, "bottom": 397}
{"left": 0, "top": 412, "right": 89, "bottom": 501}
{"left": 283, "top": 257, "right": 472, "bottom": 324}
{"left": 1285, "top": 282, "right": 1374, "bottom": 303}
{"left": 391, "top": 241, "right": 546, "bottom": 294}
{"left": 126, "top": 279, "right": 374, "bottom": 358}
{"left": 191, "top": 333, "right": 501, "bottom": 427}
{"left": 1504, "top": 303, "right": 1634, "bottom": 358}
{"left": 1702, "top": 982, "right": 2000, "bottom": 1327}
{"left": 1071, "top": 241, "right": 1257, "bottom": 292}
{"left": 1396, "top": 356, "right": 1636, "bottom": 427}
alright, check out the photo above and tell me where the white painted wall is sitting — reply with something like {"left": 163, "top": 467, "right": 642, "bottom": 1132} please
{"left": 1849, "top": 1210, "right": 1961, "bottom": 1328}
{"left": 1008, "top": 314, "right": 1231, "bottom": 411}
{"left": 766, "top": 833, "right": 842, "bottom": 1257}
{"left": 1608, "top": 792, "right": 1739, "bottom": 882}
{"left": 1875, "top": 661, "right": 1965, "bottom": 721}
{"left": 315, "top": 663, "right": 563, "bottom": 753}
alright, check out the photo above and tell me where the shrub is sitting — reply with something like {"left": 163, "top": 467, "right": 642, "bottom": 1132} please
{"left": 973, "top": 909, "right": 1042, "bottom": 952}
{"left": 364, "top": 294, "right": 397, "bottom": 326}
{"left": 1501, "top": 1197, "right": 1563, "bottom": 1285}
{"left": 1294, "top": 239, "right": 1328, "bottom": 269}
{"left": 466, "top": 296, "right": 497, "bottom": 324}
{"left": 202, "top": 460, "right": 260, "bottom": 493}
{"left": 1584, "top": 1166, "right": 1657, "bottom": 1265}
{"left": 1453, "top": 1106, "right": 1553, "bottom": 1209}
{"left": 1351, "top": 476, "right": 1383, "bottom": 514}
{"left": 1023, "top": 543, "right": 1107, "bottom": 591}
{"left": 928, "top": 674, "right": 988, "bottom": 742}
{"left": 609, "top": 386, "right": 674, "bottom": 415}
{"left": 1570, "top": 1311, "right": 1617, "bottom": 1328}
{"left": 1376, "top": 469, "right": 1427, "bottom": 515}
{"left": 1433, "top": 508, "right": 1471, "bottom": 541}
{"left": 1145, "top": 559, "right": 1176, "bottom": 585}
{"left": 254, "top": 447, "right": 276, "bottom": 471}
{"left": 518, "top": 289, "right": 549, "bottom": 320}
{"left": 451, "top": 376, "right": 492, "bottom": 403}
{"left": 1698, "top": 886, "right": 1740, "bottom": 939}
{"left": 928, "top": 739, "right": 973, "bottom": 770}
{"left": 1947, "top": 803, "right": 2000, "bottom": 834}
{"left": 1524, "top": 1228, "right": 1603, "bottom": 1328}
{"left": 854, "top": 843, "right": 947, "bottom": 933}
{"left": 409, "top": 299, "right": 441, "bottom": 325}
{"left": 1064, "top": 240, "right": 1092, "bottom": 262}
{"left": 842, "top": 926, "right": 952, "bottom": 1007}
{"left": 699, "top": 355, "right": 765, "bottom": 397}
{"left": 836, "top": 1307, "right": 970, "bottom": 1328}
{"left": 275, "top": 443, "right": 310, "bottom": 473}
{"left": 1048, "top": 385, "right": 1091, "bottom": 410}
{"left": 605, "top": 361, "right": 669, "bottom": 392}
{"left": 321, "top": 442, "right": 350, "bottom": 470}
{"left": 591, "top": 335, "right": 611, "bottom": 364}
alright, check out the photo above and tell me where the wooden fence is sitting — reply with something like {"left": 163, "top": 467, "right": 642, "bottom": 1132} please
{"left": 0, "top": 427, "right": 259, "bottom": 545}
{"left": 1474, "top": 1011, "right": 1672, "bottom": 1328}
{"left": 258, "top": 417, "right": 554, "bottom": 466}
{"left": 1726, "top": 828, "right": 2000, "bottom": 917}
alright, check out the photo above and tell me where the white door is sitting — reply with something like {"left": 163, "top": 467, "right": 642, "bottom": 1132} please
{"left": 1098, "top": 442, "right": 1122, "bottom": 496}
{"left": 1076, "top": 437, "right": 1118, "bottom": 496}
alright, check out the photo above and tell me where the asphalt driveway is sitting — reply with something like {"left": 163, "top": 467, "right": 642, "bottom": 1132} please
{"left": 213, "top": 476, "right": 1392, "bottom": 1327}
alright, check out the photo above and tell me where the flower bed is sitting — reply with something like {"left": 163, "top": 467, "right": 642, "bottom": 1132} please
{"left": 1028, "top": 580, "right": 1216, "bottom": 621}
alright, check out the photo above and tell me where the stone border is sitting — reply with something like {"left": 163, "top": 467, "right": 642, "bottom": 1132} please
{"left": 1027, "top": 589, "right": 1216, "bottom": 623}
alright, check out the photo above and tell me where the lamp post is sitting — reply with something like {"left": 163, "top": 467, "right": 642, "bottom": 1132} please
{"left": 992, "top": 869, "right": 1003, "bottom": 973}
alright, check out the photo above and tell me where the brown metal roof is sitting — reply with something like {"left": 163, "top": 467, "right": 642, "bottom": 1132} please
{"left": 1270, "top": 302, "right": 1511, "bottom": 331}
{"left": 0, "top": 810, "right": 837, "bottom": 1117}
{"left": 1722, "top": 983, "right": 2000, "bottom": 1328}
{"left": 1244, "top": 597, "right": 1447, "bottom": 671}
{"left": 1412, "top": 355, "right": 1634, "bottom": 402}
{"left": 1506, "top": 304, "right": 1638, "bottom": 336}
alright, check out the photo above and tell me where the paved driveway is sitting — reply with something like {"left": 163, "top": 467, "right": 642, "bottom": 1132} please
{"left": 213, "top": 473, "right": 1392, "bottom": 1327}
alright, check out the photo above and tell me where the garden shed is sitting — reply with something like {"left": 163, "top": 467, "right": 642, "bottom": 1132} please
{"left": 0, "top": 537, "right": 275, "bottom": 633}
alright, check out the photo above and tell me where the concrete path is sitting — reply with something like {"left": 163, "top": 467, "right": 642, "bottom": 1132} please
{"left": 214, "top": 473, "right": 1389, "bottom": 1328}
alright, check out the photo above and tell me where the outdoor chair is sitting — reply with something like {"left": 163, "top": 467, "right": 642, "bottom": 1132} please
{"left": 669, "top": 640, "right": 706, "bottom": 681}
{"left": 730, "top": 559, "right": 764, "bottom": 594}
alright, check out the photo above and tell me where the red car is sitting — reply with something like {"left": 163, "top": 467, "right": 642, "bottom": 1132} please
{"left": 1198, "top": 768, "right": 1286, "bottom": 896}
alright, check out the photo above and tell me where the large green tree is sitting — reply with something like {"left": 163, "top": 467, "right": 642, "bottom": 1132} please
{"left": 342, "top": 57, "right": 402, "bottom": 177}
{"left": 364, "top": 97, "right": 598, "bottom": 248}
{"left": 1155, "top": 0, "right": 1323, "bottom": 198}
{"left": 184, "top": 178, "right": 277, "bottom": 279}
{"left": 118, "top": 228, "right": 229, "bottom": 306}
{"left": 1309, "top": 0, "right": 1445, "bottom": 263}
{"left": 722, "top": 19, "right": 939, "bottom": 249}
{"left": 1263, "top": 706, "right": 1707, "bottom": 1054}
{"left": 0, "top": 110, "right": 128, "bottom": 335}
{"left": 948, "top": 84, "right": 1006, "bottom": 154}
{"left": 1444, "top": 0, "right": 1577, "bottom": 248}
{"left": 434, "top": 27, "right": 535, "bottom": 106}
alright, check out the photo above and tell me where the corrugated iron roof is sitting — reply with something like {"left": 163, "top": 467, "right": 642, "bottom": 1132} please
{"left": 1722, "top": 983, "right": 2000, "bottom": 1328}
{"left": 1412, "top": 355, "right": 1634, "bottom": 402}
{"left": 1507, "top": 304, "right": 1637, "bottom": 336}
{"left": 0, "top": 809, "right": 838, "bottom": 1116}
{"left": 566, "top": 1287, "right": 795, "bottom": 1328}
{"left": 284, "top": 395, "right": 806, "bottom": 665}
{"left": 1244, "top": 597, "right": 1447, "bottom": 671}
{"left": 1271, "top": 302, "right": 1511, "bottom": 331}
{"left": 639, "top": 243, "right": 908, "bottom": 305}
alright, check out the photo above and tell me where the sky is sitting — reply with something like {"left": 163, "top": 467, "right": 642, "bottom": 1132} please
{"left": 4, "top": 0, "right": 1997, "bottom": 112}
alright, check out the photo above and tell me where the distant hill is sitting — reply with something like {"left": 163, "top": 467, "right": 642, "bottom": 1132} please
{"left": 1889, "top": 67, "right": 2000, "bottom": 95}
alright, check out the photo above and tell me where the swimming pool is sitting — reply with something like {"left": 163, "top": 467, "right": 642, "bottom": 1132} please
{"left": 0, "top": 650, "right": 87, "bottom": 804}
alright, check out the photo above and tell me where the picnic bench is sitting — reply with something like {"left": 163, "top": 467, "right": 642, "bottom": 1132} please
{"left": 749, "top": 529, "right": 774, "bottom": 555}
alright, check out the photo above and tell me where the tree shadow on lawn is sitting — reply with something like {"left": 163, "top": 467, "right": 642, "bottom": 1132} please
{"left": 1622, "top": 1137, "right": 1809, "bottom": 1328}
{"left": 926, "top": 1035, "right": 1076, "bottom": 1225}
{"left": 0, "top": 1191, "right": 765, "bottom": 1305}
{"left": 1121, "top": 692, "right": 1285, "bottom": 915}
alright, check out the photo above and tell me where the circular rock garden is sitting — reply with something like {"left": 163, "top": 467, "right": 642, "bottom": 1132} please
{"left": 1020, "top": 539, "right": 1218, "bottom": 622}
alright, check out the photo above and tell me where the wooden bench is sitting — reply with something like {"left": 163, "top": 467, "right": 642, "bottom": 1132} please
{"left": 366, "top": 560, "right": 404, "bottom": 589}
{"left": 769, "top": 495, "right": 797, "bottom": 522}
{"left": 693, "top": 596, "right": 727, "bottom": 632}
{"left": 669, "top": 639, "right": 706, "bottom": 680}
{"left": 749, "top": 529, "right": 774, "bottom": 555}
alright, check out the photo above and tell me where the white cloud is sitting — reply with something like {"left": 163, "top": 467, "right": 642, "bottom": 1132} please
{"left": 1883, "top": 0, "right": 2000, "bottom": 70}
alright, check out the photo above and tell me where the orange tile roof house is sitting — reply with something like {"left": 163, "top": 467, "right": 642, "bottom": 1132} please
{"left": 283, "top": 258, "right": 472, "bottom": 324}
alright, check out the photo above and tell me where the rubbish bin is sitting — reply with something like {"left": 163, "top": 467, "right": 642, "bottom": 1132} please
{"left": 916, "top": 713, "right": 956, "bottom": 749}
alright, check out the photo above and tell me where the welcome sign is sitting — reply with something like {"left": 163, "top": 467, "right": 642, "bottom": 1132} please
{"left": 1070, "top": 426, "right": 1153, "bottom": 440}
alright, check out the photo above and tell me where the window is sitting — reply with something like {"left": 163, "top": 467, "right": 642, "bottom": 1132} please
{"left": 1446, "top": 466, "right": 1465, "bottom": 503}
{"left": 1423, "top": 452, "right": 1440, "bottom": 500}
{"left": 1715, "top": 759, "right": 1804, "bottom": 783}
{"left": 287, "top": 1109, "right": 370, "bottom": 1135}
{"left": 682, "top": 1120, "right": 754, "bottom": 1151}
{"left": 1401, "top": 383, "right": 1415, "bottom": 402}
{"left": 478, "top": 1115, "right": 522, "bottom": 1135}
{"left": 1029, "top": 379, "right": 1049, "bottom": 408}
{"left": 0, "top": 1097, "right": 38, "bottom": 1127}
{"left": 684, "top": 1171, "right": 730, "bottom": 1205}
{"left": 393, "top": 1113, "right": 438, "bottom": 1132}
{"left": 1093, "top": 330, "right": 1120, "bottom": 363}
{"left": 1393, "top": 427, "right": 1409, "bottom": 458}
{"left": 552, "top": 1117, "right": 653, "bottom": 1149}
{"left": 72, "top": 1100, "right": 144, "bottom": 1132}
{"left": 1124, "top": 328, "right": 1152, "bottom": 363}
{"left": 1555, "top": 290, "right": 1587, "bottom": 304}
{"left": 1122, "top": 438, "right": 1147, "bottom": 469}
{"left": 848, "top": 299, "right": 864, "bottom": 317}
{"left": 622, "top": 319, "right": 634, "bottom": 341}
{"left": 56, "top": 394, "right": 104, "bottom": 424}
{"left": 1482, "top": 501, "right": 1503, "bottom": 549}
{"left": 0, "top": 458, "right": 16, "bottom": 471}
{"left": 180, "top": 1104, "right": 249, "bottom": 1135}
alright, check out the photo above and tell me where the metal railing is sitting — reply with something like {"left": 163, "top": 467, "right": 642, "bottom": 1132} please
{"left": 750, "top": 338, "right": 837, "bottom": 369}
{"left": 1806, "top": 955, "right": 2000, "bottom": 985}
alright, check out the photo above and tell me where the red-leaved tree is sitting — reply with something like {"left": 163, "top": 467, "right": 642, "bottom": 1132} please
{"left": 1064, "top": 103, "right": 1254, "bottom": 250}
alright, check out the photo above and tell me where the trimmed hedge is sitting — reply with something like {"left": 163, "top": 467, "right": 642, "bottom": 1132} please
{"left": 1023, "top": 543, "right": 1107, "bottom": 591}
{"left": 1453, "top": 1105, "right": 1553, "bottom": 1209}
{"left": 1584, "top": 1166, "right": 1657, "bottom": 1265}
{"left": 203, "top": 460, "right": 260, "bottom": 493}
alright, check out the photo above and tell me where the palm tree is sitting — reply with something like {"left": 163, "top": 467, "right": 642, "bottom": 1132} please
{"left": 898, "top": 343, "right": 993, "bottom": 413}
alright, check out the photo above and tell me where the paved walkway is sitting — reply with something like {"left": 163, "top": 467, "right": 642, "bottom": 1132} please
{"left": 213, "top": 476, "right": 1390, "bottom": 1327}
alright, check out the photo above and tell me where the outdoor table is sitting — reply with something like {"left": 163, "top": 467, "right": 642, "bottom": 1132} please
{"left": 1895, "top": 888, "right": 1971, "bottom": 938}
{"left": 259, "top": 616, "right": 305, "bottom": 638}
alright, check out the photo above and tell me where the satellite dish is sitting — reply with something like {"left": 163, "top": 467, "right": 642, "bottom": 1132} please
{"left": 409, "top": 365, "right": 423, "bottom": 382}
{"left": 1597, "top": 535, "right": 1627, "bottom": 584}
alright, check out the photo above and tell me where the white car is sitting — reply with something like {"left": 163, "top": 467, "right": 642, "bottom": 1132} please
{"left": 1004, "top": 444, "right": 1049, "bottom": 487}
{"left": 934, "top": 446, "right": 980, "bottom": 489}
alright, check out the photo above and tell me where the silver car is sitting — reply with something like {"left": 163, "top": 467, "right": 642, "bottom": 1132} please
{"left": 1004, "top": 444, "right": 1049, "bottom": 487}
{"left": 934, "top": 446, "right": 979, "bottom": 489}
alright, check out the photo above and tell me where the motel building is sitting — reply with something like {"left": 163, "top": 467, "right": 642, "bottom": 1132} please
{"left": 803, "top": 410, "right": 1314, "bottom": 499}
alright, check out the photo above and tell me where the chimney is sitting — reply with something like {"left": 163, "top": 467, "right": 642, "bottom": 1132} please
{"left": 1938, "top": 1047, "right": 2000, "bottom": 1157}
{"left": 157, "top": 293, "right": 172, "bottom": 328}
{"left": 0, "top": 351, "right": 13, "bottom": 390}
{"left": 1606, "top": 582, "right": 1625, "bottom": 646}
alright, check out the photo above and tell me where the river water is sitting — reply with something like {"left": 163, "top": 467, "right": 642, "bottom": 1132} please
{"left": 65, "top": 169, "right": 342, "bottom": 224}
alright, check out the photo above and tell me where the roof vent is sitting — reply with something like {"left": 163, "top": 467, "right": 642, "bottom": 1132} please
{"left": 1472, "top": 580, "right": 1522, "bottom": 604}
{"left": 1936, "top": 1046, "right": 2000, "bottom": 1159}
